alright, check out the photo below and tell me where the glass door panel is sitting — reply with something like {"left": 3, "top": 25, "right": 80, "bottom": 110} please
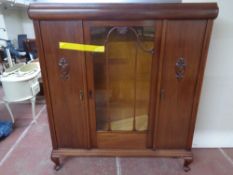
{"left": 90, "top": 24, "right": 155, "bottom": 132}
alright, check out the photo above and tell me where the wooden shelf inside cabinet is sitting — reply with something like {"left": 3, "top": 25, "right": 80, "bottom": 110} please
{"left": 28, "top": 2, "right": 218, "bottom": 172}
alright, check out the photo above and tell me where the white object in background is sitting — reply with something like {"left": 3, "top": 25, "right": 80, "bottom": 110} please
{"left": 0, "top": 62, "right": 41, "bottom": 123}
{"left": 5, "top": 48, "right": 13, "bottom": 68}
{"left": 0, "top": 100, "right": 15, "bottom": 123}
{"left": 18, "top": 51, "right": 26, "bottom": 56}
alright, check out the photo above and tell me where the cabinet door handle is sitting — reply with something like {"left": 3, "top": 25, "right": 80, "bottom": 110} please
{"left": 88, "top": 90, "right": 93, "bottom": 99}
{"left": 160, "top": 89, "right": 165, "bottom": 100}
{"left": 79, "top": 90, "right": 84, "bottom": 101}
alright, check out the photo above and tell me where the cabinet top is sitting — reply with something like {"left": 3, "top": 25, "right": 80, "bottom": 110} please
{"left": 28, "top": 3, "right": 218, "bottom": 20}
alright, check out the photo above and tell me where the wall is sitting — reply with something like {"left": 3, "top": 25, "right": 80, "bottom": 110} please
{"left": 182, "top": 0, "right": 233, "bottom": 147}
{"left": 0, "top": 7, "right": 23, "bottom": 47}
{"left": 0, "top": 14, "right": 8, "bottom": 46}
{"left": 0, "top": 5, "right": 35, "bottom": 47}
{"left": 20, "top": 10, "right": 35, "bottom": 39}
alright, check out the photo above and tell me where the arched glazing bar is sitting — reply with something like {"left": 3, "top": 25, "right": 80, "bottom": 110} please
{"left": 103, "top": 26, "right": 154, "bottom": 131}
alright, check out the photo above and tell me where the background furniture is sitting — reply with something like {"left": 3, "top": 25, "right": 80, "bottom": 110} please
{"left": 17, "top": 34, "right": 27, "bottom": 52}
{"left": 0, "top": 100, "right": 14, "bottom": 123}
{"left": 24, "top": 39, "right": 38, "bottom": 60}
{"left": 28, "top": 3, "right": 218, "bottom": 171}
{"left": 0, "top": 62, "right": 41, "bottom": 123}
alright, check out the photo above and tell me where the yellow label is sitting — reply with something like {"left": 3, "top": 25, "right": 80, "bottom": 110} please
{"left": 59, "top": 42, "right": 105, "bottom": 53}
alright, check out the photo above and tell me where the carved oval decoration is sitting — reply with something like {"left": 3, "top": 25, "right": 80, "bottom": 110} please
{"left": 58, "top": 57, "right": 70, "bottom": 80}
{"left": 175, "top": 57, "right": 186, "bottom": 80}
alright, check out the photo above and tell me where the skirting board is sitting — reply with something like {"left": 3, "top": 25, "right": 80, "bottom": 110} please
{"left": 192, "top": 131, "right": 233, "bottom": 148}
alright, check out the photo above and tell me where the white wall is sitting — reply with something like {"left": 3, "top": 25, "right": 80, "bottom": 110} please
{"left": 183, "top": 0, "right": 233, "bottom": 147}
{"left": 0, "top": 14, "right": 8, "bottom": 47}
{"left": 0, "top": 7, "right": 23, "bottom": 47}
{"left": 20, "top": 10, "right": 35, "bottom": 39}
{"left": 0, "top": 6, "right": 35, "bottom": 47}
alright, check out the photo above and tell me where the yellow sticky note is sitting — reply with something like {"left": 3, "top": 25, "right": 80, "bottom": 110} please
{"left": 59, "top": 42, "right": 105, "bottom": 53}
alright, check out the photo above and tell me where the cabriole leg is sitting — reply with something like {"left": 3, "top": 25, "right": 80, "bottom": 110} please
{"left": 51, "top": 154, "right": 61, "bottom": 171}
{"left": 4, "top": 101, "right": 14, "bottom": 123}
{"left": 183, "top": 157, "right": 193, "bottom": 172}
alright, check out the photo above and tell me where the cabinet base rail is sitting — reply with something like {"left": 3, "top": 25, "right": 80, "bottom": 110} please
{"left": 51, "top": 148, "right": 193, "bottom": 172}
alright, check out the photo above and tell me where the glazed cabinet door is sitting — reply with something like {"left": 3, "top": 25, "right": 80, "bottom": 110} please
{"left": 84, "top": 21, "right": 161, "bottom": 148}
{"left": 40, "top": 21, "right": 89, "bottom": 148}
{"left": 154, "top": 20, "right": 207, "bottom": 149}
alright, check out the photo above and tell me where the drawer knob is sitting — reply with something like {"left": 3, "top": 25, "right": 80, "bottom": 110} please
{"left": 79, "top": 90, "right": 84, "bottom": 101}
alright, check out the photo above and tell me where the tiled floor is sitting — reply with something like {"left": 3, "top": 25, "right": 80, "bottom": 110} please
{"left": 0, "top": 94, "right": 233, "bottom": 174}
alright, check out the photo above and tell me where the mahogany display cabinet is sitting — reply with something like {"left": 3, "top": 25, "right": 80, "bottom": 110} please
{"left": 28, "top": 3, "right": 218, "bottom": 171}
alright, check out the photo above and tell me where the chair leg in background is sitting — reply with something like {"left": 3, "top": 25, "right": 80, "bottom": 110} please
{"left": 30, "top": 96, "right": 36, "bottom": 123}
{"left": 4, "top": 102, "right": 14, "bottom": 123}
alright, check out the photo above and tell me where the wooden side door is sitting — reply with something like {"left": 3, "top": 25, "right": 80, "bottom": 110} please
{"left": 154, "top": 20, "right": 207, "bottom": 149}
{"left": 40, "top": 21, "right": 90, "bottom": 148}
